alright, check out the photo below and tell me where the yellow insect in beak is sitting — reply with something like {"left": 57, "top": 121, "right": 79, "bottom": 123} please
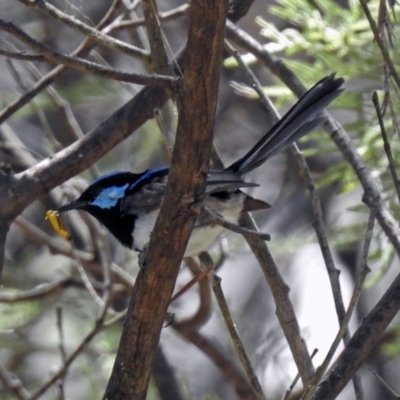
{"left": 45, "top": 210, "right": 71, "bottom": 241}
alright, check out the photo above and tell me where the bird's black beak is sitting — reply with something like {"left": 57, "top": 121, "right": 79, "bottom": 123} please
{"left": 58, "top": 200, "right": 87, "bottom": 213}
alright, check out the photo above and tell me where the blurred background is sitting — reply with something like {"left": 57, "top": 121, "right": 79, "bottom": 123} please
{"left": 1, "top": 0, "right": 400, "bottom": 399}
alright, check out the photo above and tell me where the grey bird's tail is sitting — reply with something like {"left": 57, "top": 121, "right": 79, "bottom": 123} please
{"left": 227, "top": 74, "right": 344, "bottom": 175}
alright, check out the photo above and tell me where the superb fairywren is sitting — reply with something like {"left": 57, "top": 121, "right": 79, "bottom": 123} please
{"left": 58, "top": 75, "right": 344, "bottom": 256}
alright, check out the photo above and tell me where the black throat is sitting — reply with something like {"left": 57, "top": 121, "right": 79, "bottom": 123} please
{"left": 85, "top": 204, "right": 135, "bottom": 248}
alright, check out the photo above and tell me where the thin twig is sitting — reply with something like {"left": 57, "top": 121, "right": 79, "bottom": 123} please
{"left": 0, "top": 364, "right": 30, "bottom": 400}
{"left": 209, "top": 267, "right": 267, "bottom": 400}
{"left": 224, "top": 40, "right": 276, "bottom": 117}
{"left": 198, "top": 204, "right": 271, "bottom": 240}
{"left": 95, "top": 230, "right": 114, "bottom": 316}
{"left": 73, "top": 255, "right": 105, "bottom": 309}
{"left": 282, "top": 349, "right": 319, "bottom": 400}
{"left": 172, "top": 327, "right": 257, "bottom": 400}
{"left": 222, "top": 42, "right": 315, "bottom": 386}
{"left": 14, "top": 217, "right": 92, "bottom": 261}
{"left": 89, "top": 49, "right": 136, "bottom": 95}
{"left": 310, "top": 270, "right": 400, "bottom": 398}
{"left": 303, "top": 266, "right": 370, "bottom": 400}
{"left": 225, "top": 27, "right": 400, "bottom": 395}
{"left": 169, "top": 260, "right": 209, "bottom": 305}
{"left": 241, "top": 214, "right": 316, "bottom": 386}
{"left": 17, "top": 0, "right": 149, "bottom": 61}
{"left": 372, "top": 91, "right": 400, "bottom": 204}
{"left": 0, "top": 20, "right": 178, "bottom": 88}
{"left": 103, "top": 4, "right": 189, "bottom": 34}
{"left": 0, "top": 277, "right": 88, "bottom": 303}
{"left": 171, "top": 257, "right": 213, "bottom": 331}
{"left": 5, "top": 57, "right": 61, "bottom": 149}
{"left": 26, "top": 59, "right": 85, "bottom": 142}
{"left": 155, "top": 108, "right": 174, "bottom": 158}
{"left": 226, "top": 46, "right": 354, "bottom": 387}
{"left": 0, "top": 0, "right": 121, "bottom": 123}
{"left": 142, "top": 0, "right": 169, "bottom": 73}
{"left": 27, "top": 310, "right": 126, "bottom": 400}
{"left": 0, "top": 48, "right": 46, "bottom": 61}
{"left": 364, "top": 364, "right": 400, "bottom": 399}
{"left": 291, "top": 141, "right": 365, "bottom": 400}
{"left": 55, "top": 305, "right": 67, "bottom": 399}
{"left": 304, "top": 205, "right": 376, "bottom": 399}
{"left": 359, "top": 0, "right": 400, "bottom": 90}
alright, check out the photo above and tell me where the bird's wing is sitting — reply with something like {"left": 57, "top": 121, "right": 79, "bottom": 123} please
{"left": 205, "top": 169, "right": 259, "bottom": 194}
{"left": 122, "top": 168, "right": 168, "bottom": 215}
{"left": 122, "top": 180, "right": 166, "bottom": 215}
{"left": 121, "top": 168, "right": 261, "bottom": 215}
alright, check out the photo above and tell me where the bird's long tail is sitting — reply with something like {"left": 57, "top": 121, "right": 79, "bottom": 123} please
{"left": 227, "top": 74, "right": 344, "bottom": 175}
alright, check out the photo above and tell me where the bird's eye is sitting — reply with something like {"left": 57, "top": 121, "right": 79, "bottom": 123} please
{"left": 89, "top": 188, "right": 102, "bottom": 198}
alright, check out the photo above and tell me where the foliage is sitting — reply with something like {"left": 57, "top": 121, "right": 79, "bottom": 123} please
{"left": 228, "top": 0, "right": 400, "bottom": 286}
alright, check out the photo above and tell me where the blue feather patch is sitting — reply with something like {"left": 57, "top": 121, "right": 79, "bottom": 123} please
{"left": 90, "top": 184, "right": 129, "bottom": 209}
{"left": 128, "top": 166, "right": 169, "bottom": 191}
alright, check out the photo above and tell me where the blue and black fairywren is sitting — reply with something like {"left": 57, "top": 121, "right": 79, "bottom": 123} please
{"left": 58, "top": 75, "right": 344, "bottom": 256}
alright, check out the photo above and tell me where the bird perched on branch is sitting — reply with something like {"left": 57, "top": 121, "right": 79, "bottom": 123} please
{"left": 58, "top": 74, "right": 344, "bottom": 256}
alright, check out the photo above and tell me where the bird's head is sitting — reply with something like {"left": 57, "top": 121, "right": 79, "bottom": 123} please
{"left": 58, "top": 171, "right": 139, "bottom": 248}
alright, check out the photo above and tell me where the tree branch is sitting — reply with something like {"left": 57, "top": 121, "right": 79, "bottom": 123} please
{"left": 0, "top": 20, "right": 178, "bottom": 88}
{"left": 0, "top": 48, "right": 46, "bottom": 61}
{"left": 142, "top": 0, "right": 170, "bottom": 73}
{"left": 0, "top": 0, "right": 120, "bottom": 124}
{"left": 310, "top": 270, "right": 400, "bottom": 399}
{"left": 16, "top": 0, "right": 149, "bottom": 61}
{"left": 227, "top": 23, "right": 400, "bottom": 392}
{"left": 104, "top": 0, "right": 229, "bottom": 398}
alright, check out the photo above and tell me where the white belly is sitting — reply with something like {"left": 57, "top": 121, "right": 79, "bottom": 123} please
{"left": 132, "top": 194, "right": 244, "bottom": 256}
{"left": 184, "top": 224, "right": 229, "bottom": 256}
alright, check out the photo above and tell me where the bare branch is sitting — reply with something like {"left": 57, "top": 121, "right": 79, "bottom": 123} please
{"left": 0, "top": 0, "right": 121, "bottom": 124}
{"left": 104, "top": 0, "right": 229, "bottom": 397}
{"left": 221, "top": 41, "right": 315, "bottom": 387}
{"left": 173, "top": 327, "right": 257, "bottom": 400}
{"left": 55, "top": 305, "right": 67, "bottom": 398}
{"left": 172, "top": 257, "right": 212, "bottom": 331}
{"left": 225, "top": 31, "right": 400, "bottom": 394}
{"left": 241, "top": 214, "right": 316, "bottom": 387}
{"left": 0, "top": 20, "right": 178, "bottom": 88}
{"left": 305, "top": 199, "right": 376, "bottom": 398}
{"left": 16, "top": 0, "right": 149, "bottom": 61}
{"left": 142, "top": 0, "right": 169, "bottom": 73}
{"left": 364, "top": 364, "right": 400, "bottom": 399}
{"left": 0, "top": 277, "right": 87, "bottom": 303}
{"left": 198, "top": 204, "right": 271, "bottom": 240}
{"left": 210, "top": 269, "right": 267, "bottom": 400}
{"left": 104, "top": 4, "right": 189, "bottom": 33}
{"left": 310, "top": 270, "right": 400, "bottom": 399}
{"left": 226, "top": 19, "right": 400, "bottom": 260}
{"left": 372, "top": 91, "right": 400, "bottom": 203}
{"left": 27, "top": 310, "right": 126, "bottom": 400}
{"left": 0, "top": 364, "right": 30, "bottom": 400}
{"left": 0, "top": 48, "right": 46, "bottom": 61}
{"left": 359, "top": 0, "right": 400, "bottom": 89}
